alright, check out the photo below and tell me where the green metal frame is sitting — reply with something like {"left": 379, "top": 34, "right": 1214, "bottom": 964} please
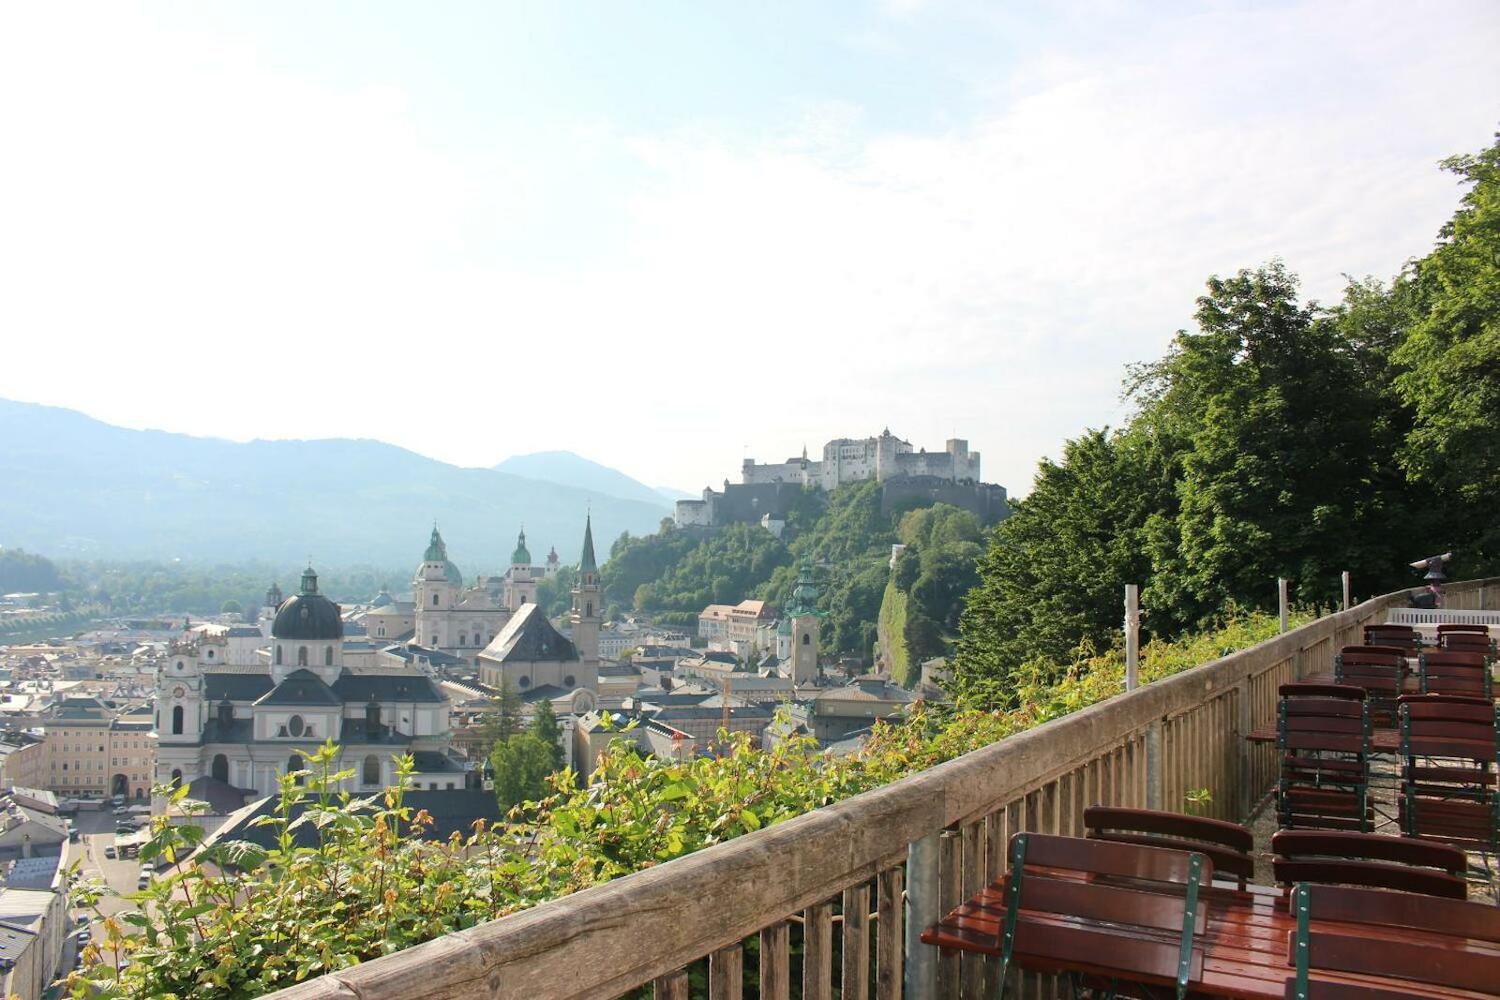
{"left": 995, "top": 834, "right": 1203, "bottom": 1000}
{"left": 1287, "top": 883, "right": 1312, "bottom": 1000}
{"left": 1276, "top": 699, "right": 1372, "bottom": 833}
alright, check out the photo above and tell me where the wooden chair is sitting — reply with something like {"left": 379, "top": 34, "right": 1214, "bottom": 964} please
{"left": 1439, "top": 631, "right": 1497, "bottom": 659}
{"left": 990, "top": 833, "right": 1213, "bottom": 1000}
{"left": 1270, "top": 829, "right": 1467, "bottom": 899}
{"left": 1331, "top": 646, "right": 1406, "bottom": 725}
{"left": 1362, "top": 624, "right": 1419, "bottom": 652}
{"left": 1084, "top": 805, "right": 1254, "bottom": 890}
{"left": 1398, "top": 695, "right": 1500, "bottom": 854}
{"left": 1283, "top": 883, "right": 1500, "bottom": 997}
{"left": 1418, "top": 648, "right": 1492, "bottom": 699}
{"left": 1277, "top": 692, "right": 1373, "bottom": 832}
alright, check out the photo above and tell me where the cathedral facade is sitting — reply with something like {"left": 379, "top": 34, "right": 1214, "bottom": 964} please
{"left": 155, "top": 567, "right": 461, "bottom": 805}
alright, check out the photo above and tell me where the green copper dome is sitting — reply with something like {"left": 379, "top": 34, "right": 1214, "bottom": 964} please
{"left": 417, "top": 525, "right": 463, "bottom": 586}
{"left": 511, "top": 528, "right": 531, "bottom": 566}
{"left": 786, "top": 560, "right": 824, "bottom": 617}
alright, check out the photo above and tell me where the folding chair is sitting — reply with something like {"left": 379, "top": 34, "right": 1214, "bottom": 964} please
{"left": 1270, "top": 829, "right": 1467, "bottom": 899}
{"left": 1084, "top": 805, "right": 1254, "bottom": 890}
{"left": 1398, "top": 695, "right": 1500, "bottom": 859}
{"left": 1362, "top": 624, "right": 1419, "bottom": 652}
{"left": 1418, "top": 648, "right": 1492, "bottom": 699}
{"left": 1331, "top": 645, "right": 1406, "bottom": 726}
{"left": 1277, "top": 691, "right": 1372, "bottom": 832}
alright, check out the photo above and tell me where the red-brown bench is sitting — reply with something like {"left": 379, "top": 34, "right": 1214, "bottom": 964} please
{"left": 1085, "top": 805, "right": 1254, "bottom": 890}
{"left": 1270, "top": 829, "right": 1467, "bottom": 899}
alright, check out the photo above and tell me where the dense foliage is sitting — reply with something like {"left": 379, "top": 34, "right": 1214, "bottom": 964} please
{"left": 66, "top": 612, "right": 1289, "bottom": 999}
{"left": 878, "top": 505, "right": 984, "bottom": 683}
{"left": 0, "top": 545, "right": 66, "bottom": 593}
{"left": 952, "top": 134, "right": 1500, "bottom": 707}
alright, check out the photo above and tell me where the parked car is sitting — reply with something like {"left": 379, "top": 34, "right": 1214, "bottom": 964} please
{"left": 136, "top": 873, "right": 150, "bottom": 890}
{"left": 111, "top": 806, "right": 127, "bottom": 816}
{"left": 74, "top": 929, "right": 90, "bottom": 945}
{"left": 103, "top": 846, "right": 116, "bottom": 860}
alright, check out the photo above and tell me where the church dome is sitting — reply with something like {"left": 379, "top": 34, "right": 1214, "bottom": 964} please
{"left": 511, "top": 528, "right": 532, "bottom": 566}
{"left": 272, "top": 566, "right": 345, "bottom": 641}
{"left": 416, "top": 525, "right": 463, "bottom": 586}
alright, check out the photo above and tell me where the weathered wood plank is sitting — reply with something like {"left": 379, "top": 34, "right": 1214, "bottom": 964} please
{"left": 803, "top": 901, "right": 833, "bottom": 1000}
{"left": 842, "top": 883, "right": 870, "bottom": 1000}
{"left": 759, "top": 922, "right": 789, "bottom": 1000}
{"left": 652, "top": 969, "right": 689, "bottom": 1000}
{"left": 937, "top": 829, "right": 960, "bottom": 998}
{"left": 875, "top": 867, "right": 902, "bottom": 1000}
{"left": 709, "top": 944, "right": 742, "bottom": 1000}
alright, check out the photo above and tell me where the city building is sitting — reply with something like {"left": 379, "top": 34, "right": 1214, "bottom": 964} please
{"left": 0, "top": 733, "right": 46, "bottom": 792}
{"left": 154, "top": 566, "right": 462, "bottom": 803}
{"left": 40, "top": 697, "right": 155, "bottom": 801}
{"left": 696, "top": 600, "right": 776, "bottom": 658}
{"left": 741, "top": 429, "right": 981, "bottom": 490}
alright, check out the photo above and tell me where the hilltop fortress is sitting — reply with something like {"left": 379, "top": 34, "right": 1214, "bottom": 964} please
{"left": 676, "top": 429, "right": 1009, "bottom": 528}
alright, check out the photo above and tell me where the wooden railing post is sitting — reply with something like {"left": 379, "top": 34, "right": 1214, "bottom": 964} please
{"left": 1235, "top": 680, "right": 1252, "bottom": 822}
{"left": 1125, "top": 584, "right": 1140, "bottom": 691}
{"left": 904, "top": 833, "right": 939, "bottom": 1000}
{"left": 1278, "top": 577, "right": 1290, "bottom": 633}
{"left": 1145, "top": 719, "right": 1163, "bottom": 811}
{"left": 1341, "top": 571, "right": 1351, "bottom": 612}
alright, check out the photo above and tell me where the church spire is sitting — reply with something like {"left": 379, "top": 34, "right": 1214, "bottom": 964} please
{"left": 579, "top": 514, "right": 597, "bottom": 575}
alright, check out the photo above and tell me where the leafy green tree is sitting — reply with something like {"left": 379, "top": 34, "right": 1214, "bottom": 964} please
{"left": 490, "top": 733, "right": 555, "bottom": 812}
{"left": 220, "top": 599, "right": 243, "bottom": 615}
{"left": 529, "top": 698, "right": 565, "bottom": 771}
{"left": 1392, "top": 135, "right": 1500, "bottom": 571}
{"left": 477, "top": 678, "right": 524, "bottom": 755}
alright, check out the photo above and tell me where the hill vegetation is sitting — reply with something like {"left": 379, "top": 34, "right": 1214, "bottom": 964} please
{"left": 951, "top": 134, "right": 1500, "bottom": 708}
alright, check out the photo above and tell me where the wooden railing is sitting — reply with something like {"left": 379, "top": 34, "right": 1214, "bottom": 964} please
{"left": 273, "top": 578, "right": 1498, "bottom": 1000}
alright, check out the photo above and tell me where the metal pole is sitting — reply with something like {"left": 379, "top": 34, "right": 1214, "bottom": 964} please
{"left": 1278, "top": 578, "right": 1289, "bottom": 633}
{"left": 1341, "top": 571, "right": 1350, "bottom": 612}
{"left": 1124, "top": 584, "right": 1140, "bottom": 691}
{"left": 905, "top": 832, "right": 939, "bottom": 999}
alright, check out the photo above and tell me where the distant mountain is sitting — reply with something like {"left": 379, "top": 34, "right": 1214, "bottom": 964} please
{"left": 654, "top": 486, "right": 697, "bottom": 503}
{"left": 494, "top": 451, "right": 670, "bottom": 508}
{"left": 0, "top": 399, "right": 669, "bottom": 568}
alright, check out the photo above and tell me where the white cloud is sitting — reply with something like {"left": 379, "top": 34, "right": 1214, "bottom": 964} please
{"left": 0, "top": 1, "right": 1495, "bottom": 499}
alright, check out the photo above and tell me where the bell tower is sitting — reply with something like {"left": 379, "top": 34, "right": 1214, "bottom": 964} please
{"left": 785, "top": 561, "right": 824, "bottom": 685}
{"left": 570, "top": 514, "right": 602, "bottom": 665}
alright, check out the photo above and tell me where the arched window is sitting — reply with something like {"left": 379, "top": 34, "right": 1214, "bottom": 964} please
{"left": 585, "top": 602, "right": 593, "bottom": 617}
{"left": 288, "top": 715, "right": 305, "bottom": 738}
{"left": 362, "top": 754, "right": 381, "bottom": 786}
{"left": 297, "top": 646, "right": 308, "bottom": 667}
{"left": 206, "top": 648, "right": 215, "bottom": 660}
{"left": 170, "top": 769, "right": 183, "bottom": 790}
{"left": 275, "top": 645, "right": 283, "bottom": 665}
{"left": 432, "top": 593, "right": 439, "bottom": 606}
{"left": 171, "top": 705, "right": 184, "bottom": 735}
{"left": 211, "top": 754, "right": 229, "bottom": 783}
{"left": 287, "top": 754, "right": 304, "bottom": 783}
{"left": 459, "top": 634, "right": 466, "bottom": 647}
{"left": 324, "top": 646, "right": 333, "bottom": 666}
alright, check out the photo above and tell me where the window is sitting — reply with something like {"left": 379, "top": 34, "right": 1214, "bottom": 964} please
{"left": 297, "top": 646, "right": 308, "bottom": 667}
{"left": 432, "top": 594, "right": 438, "bottom": 606}
{"left": 324, "top": 646, "right": 333, "bottom": 666}
{"left": 206, "top": 648, "right": 215, "bottom": 660}
{"left": 459, "top": 634, "right": 466, "bottom": 647}
{"left": 362, "top": 754, "right": 380, "bottom": 786}
{"left": 287, "top": 754, "right": 304, "bottom": 783}
{"left": 564, "top": 675, "right": 576, "bottom": 687}
{"left": 171, "top": 706, "right": 184, "bottom": 735}
{"left": 585, "top": 602, "right": 593, "bottom": 617}
{"left": 170, "top": 769, "right": 182, "bottom": 790}
{"left": 275, "top": 646, "right": 283, "bottom": 665}
{"left": 802, "top": 633, "right": 811, "bottom": 645}
{"left": 211, "top": 754, "right": 228, "bottom": 783}
{"left": 288, "top": 715, "right": 305, "bottom": 738}
{"left": 517, "top": 676, "right": 530, "bottom": 689}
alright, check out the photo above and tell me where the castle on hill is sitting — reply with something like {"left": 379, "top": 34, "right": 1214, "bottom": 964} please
{"left": 676, "top": 429, "right": 1008, "bottom": 529}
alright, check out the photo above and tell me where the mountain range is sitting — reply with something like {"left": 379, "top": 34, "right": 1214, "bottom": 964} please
{"left": 0, "top": 398, "right": 671, "bottom": 569}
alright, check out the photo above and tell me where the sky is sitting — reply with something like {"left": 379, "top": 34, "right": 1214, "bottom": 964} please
{"left": 0, "top": 1, "right": 1496, "bottom": 497}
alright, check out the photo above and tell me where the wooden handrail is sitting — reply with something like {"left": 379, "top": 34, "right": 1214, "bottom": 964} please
{"left": 269, "top": 578, "right": 1499, "bottom": 1000}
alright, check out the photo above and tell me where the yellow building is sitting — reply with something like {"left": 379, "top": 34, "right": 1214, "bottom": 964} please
{"left": 42, "top": 698, "right": 155, "bottom": 801}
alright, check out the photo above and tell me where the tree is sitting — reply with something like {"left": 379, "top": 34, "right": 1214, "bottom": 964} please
{"left": 1392, "top": 134, "right": 1500, "bottom": 571}
{"left": 529, "top": 698, "right": 565, "bottom": 771}
{"left": 476, "top": 678, "right": 524, "bottom": 755}
{"left": 490, "top": 733, "right": 554, "bottom": 812}
{"left": 220, "top": 599, "right": 243, "bottom": 615}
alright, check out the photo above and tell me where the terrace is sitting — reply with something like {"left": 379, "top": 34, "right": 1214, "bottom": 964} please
{"left": 273, "top": 578, "right": 1499, "bottom": 1000}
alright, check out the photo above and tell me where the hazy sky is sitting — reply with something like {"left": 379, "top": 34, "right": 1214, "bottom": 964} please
{"left": 1, "top": 2, "right": 1495, "bottom": 496}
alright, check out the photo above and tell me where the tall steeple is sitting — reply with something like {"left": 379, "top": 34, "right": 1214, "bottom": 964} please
{"left": 571, "top": 514, "right": 601, "bottom": 664}
{"left": 511, "top": 526, "right": 531, "bottom": 567}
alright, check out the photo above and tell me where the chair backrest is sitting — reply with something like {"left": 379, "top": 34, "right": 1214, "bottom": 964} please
{"left": 1270, "top": 829, "right": 1467, "bottom": 899}
{"left": 1362, "top": 624, "right": 1419, "bottom": 651}
{"left": 1286, "top": 883, "right": 1500, "bottom": 995}
{"left": 1277, "top": 683, "right": 1364, "bottom": 701}
{"left": 1418, "top": 648, "right": 1492, "bottom": 698}
{"left": 1277, "top": 695, "right": 1370, "bottom": 754}
{"left": 999, "top": 833, "right": 1212, "bottom": 999}
{"left": 1440, "top": 631, "right": 1496, "bottom": 657}
{"left": 1084, "top": 805, "right": 1253, "bottom": 887}
{"left": 1437, "top": 622, "right": 1490, "bottom": 635}
{"left": 1399, "top": 696, "right": 1498, "bottom": 762}
{"left": 1332, "top": 646, "right": 1406, "bottom": 717}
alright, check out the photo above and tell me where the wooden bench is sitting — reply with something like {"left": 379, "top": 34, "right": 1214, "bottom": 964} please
{"left": 1332, "top": 646, "right": 1407, "bottom": 724}
{"left": 1439, "top": 631, "right": 1497, "bottom": 659}
{"left": 1270, "top": 829, "right": 1468, "bottom": 899}
{"left": 934, "top": 833, "right": 1214, "bottom": 1000}
{"left": 1438, "top": 623, "right": 1492, "bottom": 635}
{"left": 1084, "top": 805, "right": 1254, "bottom": 890}
{"left": 1285, "top": 883, "right": 1500, "bottom": 997}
